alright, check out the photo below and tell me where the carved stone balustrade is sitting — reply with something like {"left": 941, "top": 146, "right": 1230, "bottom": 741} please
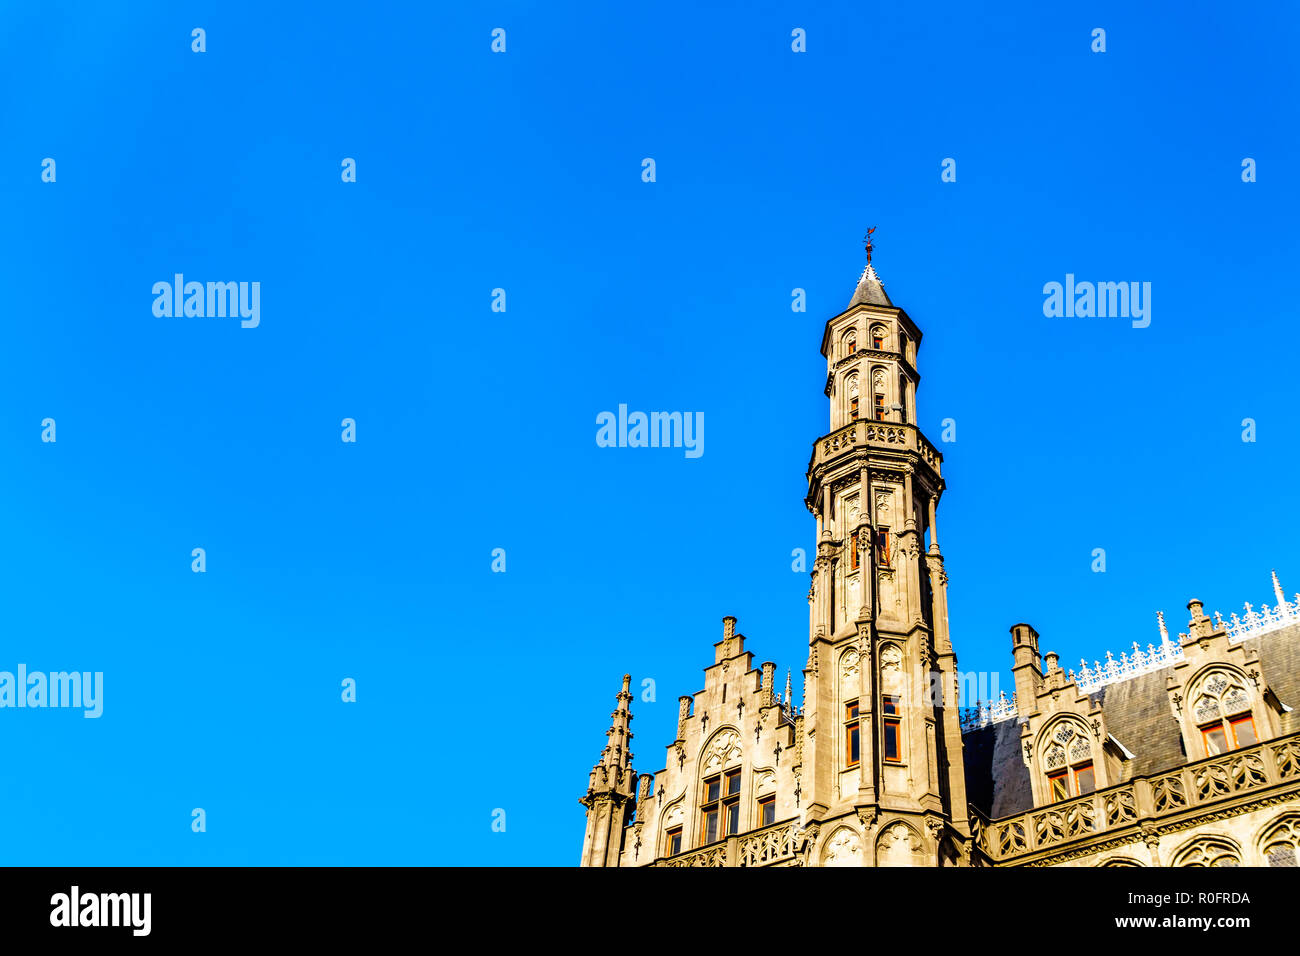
{"left": 969, "top": 730, "right": 1300, "bottom": 865}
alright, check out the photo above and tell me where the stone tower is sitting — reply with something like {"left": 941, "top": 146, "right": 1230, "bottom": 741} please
{"left": 578, "top": 674, "right": 638, "bottom": 866}
{"left": 576, "top": 243, "right": 1300, "bottom": 868}
{"left": 800, "top": 249, "right": 970, "bottom": 864}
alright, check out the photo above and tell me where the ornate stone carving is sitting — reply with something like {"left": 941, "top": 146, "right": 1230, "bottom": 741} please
{"left": 840, "top": 648, "right": 861, "bottom": 684}
{"left": 876, "top": 821, "right": 924, "bottom": 865}
{"left": 823, "top": 827, "right": 863, "bottom": 866}
{"left": 703, "top": 730, "right": 743, "bottom": 772}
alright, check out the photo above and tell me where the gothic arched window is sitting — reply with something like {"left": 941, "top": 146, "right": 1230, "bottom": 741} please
{"left": 1039, "top": 720, "right": 1095, "bottom": 801}
{"left": 871, "top": 326, "right": 886, "bottom": 350}
{"left": 847, "top": 374, "right": 860, "bottom": 421}
{"left": 1260, "top": 814, "right": 1300, "bottom": 867}
{"left": 1173, "top": 837, "right": 1240, "bottom": 868}
{"left": 871, "top": 368, "right": 887, "bottom": 421}
{"left": 1190, "top": 669, "right": 1257, "bottom": 756}
{"left": 699, "top": 730, "right": 743, "bottom": 844}
{"left": 844, "top": 329, "right": 857, "bottom": 356}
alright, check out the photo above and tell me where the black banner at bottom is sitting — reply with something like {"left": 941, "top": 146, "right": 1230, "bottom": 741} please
{"left": 0, "top": 865, "right": 1285, "bottom": 941}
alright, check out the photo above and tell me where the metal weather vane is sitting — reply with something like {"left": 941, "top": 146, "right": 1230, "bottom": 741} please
{"left": 863, "top": 226, "right": 877, "bottom": 265}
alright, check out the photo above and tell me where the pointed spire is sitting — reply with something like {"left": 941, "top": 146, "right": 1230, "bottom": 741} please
{"left": 784, "top": 669, "right": 793, "bottom": 714}
{"left": 589, "top": 674, "right": 637, "bottom": 798}
{"left": 848, "top": 227, "right": 893, "bottom": 308}
{"left": 1157, "top": 610, "right": 1170, "bottom": 646}
{"left": 849, "top": 261, "right": 893, "bottom": 308}
{"left": 580, "top": 674, "right": 639, "bottom": 866}
{"left": 1273, "top": 569, "right": 1286, "bottom": 607}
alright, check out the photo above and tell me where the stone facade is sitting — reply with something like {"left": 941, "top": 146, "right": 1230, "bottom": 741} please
{"left": 577, "top": 251, "right": 1300, "bottom": 867}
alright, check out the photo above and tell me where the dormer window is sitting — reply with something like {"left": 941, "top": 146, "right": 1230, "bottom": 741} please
{"left": 1192, "top": 671, "right": 1257, "bottom": 756}
{"left": 1040, "top": 721, "right": 1095, "bottom": 802}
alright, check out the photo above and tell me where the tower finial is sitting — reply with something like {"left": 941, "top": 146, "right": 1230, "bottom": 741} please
{"left": 849, "top": 229, "right": 890, "bottom": 307}
{"left": 863, "top": 226, "right": 877, "bottom": 265}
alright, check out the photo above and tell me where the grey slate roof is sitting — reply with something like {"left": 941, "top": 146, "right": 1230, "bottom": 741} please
{"left": 848, "top": 264, "right": 892, "bottom": 308}
{"left": 1252, "top": 621, "right": 1300, "bottom": 736}
{"left": 962, "top": 717, "right": 1033, "bottom": 819}
{"left": 963, "top": 622, "right": 1300, "bottom": 819}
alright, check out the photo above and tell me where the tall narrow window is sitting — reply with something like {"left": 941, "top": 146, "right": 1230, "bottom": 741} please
{"left": 876, "top": 529, "right": 892, "bottom": 567}
{"left": 1231, "top": 714, "right": 1258, "bottom": 747}
{"left": 1202, "top": 723, "right": 1229, "bottom": 756}
{"left": 701, "top": 775, "right": 721, "bottom": 843}
{"left": 846, "top": 331, "right": 857, "bottom": 355}
{"left": 900, "top": 331, "right": 909, "bottom": 360}
{"left": 845, "top": 700, "right": 861, "bottom": 767}
{"left": 850, "top": 532, "right": 860, "bottom": 570}
{"left": 666, "top": 827, "right": 683, "bottom": 856}
{"left": 726, "top": 768, "right": 741, "bottom": 834}
{"left": 758, "top": 795, "right": 775, "bottom": 827}
{"left": 898, "top": 375, "right": 908, "bottom": 424}
{"left": 873, "top": 393, "right": 886, "bottom": 421}
{"left": 850, "top": 395, "right": 860, "bottom": 419}
{"left": 883, "top": 695, "right": 902, "bottom": 762}
{"left": 871, "top": 329, "right": 884, "bottom": 349}
{"left": 1048, "top": 770, "right": 1070, "bottom": 802}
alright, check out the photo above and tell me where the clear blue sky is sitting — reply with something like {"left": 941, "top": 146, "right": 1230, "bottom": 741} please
{"left": 0, "top": 2, "right": 1296, "bottom": 865}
